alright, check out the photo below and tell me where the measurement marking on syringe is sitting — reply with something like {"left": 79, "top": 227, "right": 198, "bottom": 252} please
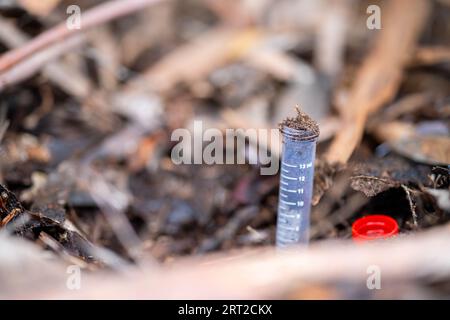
{"left": 277, "top": 238, "right": 298, "bottom": 245}
{"left": 277, "top": 228, "right": 299, "bottom": 235}
{"left": 277, "top": 231, "right": 298, "bottom": 239}
{"left": 278, "top": 225, "right": 299, "bottom": 232}
{"left": 277, "top": 237, "right": 298, "bottom": 244}
{"left": 280, "top": 199, "right": 304, "bottom": 207}
{"left": 280, "top": 193, "right": 288, "bottom": 198}
{"left": 281, "top": 168, "right": 290, "bottom": 173}
{"left": 280, "top": 180, "right": 288, "bottom": 186}
{"left": 277, "top": 235, "right": 299, "bottom": 244}
{"left": 281, "top": 162, "right": 313, "bottom": 169}
{"left": 277, "top": 236, "right": 298, "bottom": 244}
{"left": 281, "top": 174, "right": 296, "bottom": 180}
{"left": 282, "top": 161, "right": 297, "bottom": 168}
{"left": 280, "top": 187, "right": 304, "bottom": 193}
{"left": 280, "top": 199, "right": 296, "bottom": 206}
{"left": 280, "top": 213, "right": 301, "bottom": 219}
{"left": 280, "top": 174, "right": 306, "bottom": 182}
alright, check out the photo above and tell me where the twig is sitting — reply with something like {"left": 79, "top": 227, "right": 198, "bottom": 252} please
{"left": 310, "top": 192, "right": 367, "bottom": 239}
{"left": 0, "top": 34, "right": 86, "bottom": 91}
{"left": 0, "top": 0, "right": 165, "bottom": 73}
{"left": 402, "top": 185, "right": 418, "bottom": 228}
{"left": 12, "top": 223, "right": 450, "bottom": 299}
{"left": 79, "top": 166, "right": 143, "bottom": 261}
{"left": 0, "top": 108, "right": 9, "bottom": 143}
{"left": 198, "top": 206, "right": 259, "bottom": 252}
{"left": 324, "top": 0, "right": 430, "bottom": 164}
{"left": 412, "top": 46, "right": 450, "bottom": 66}
{"left": 137, "top": 27, "right": 264, "bottom": 92}
{"left": 0, "top": 17, "right": 93, "bottom": 97}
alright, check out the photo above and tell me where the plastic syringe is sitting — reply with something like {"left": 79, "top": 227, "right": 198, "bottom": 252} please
{"left": 276, "top": 111, "right": 319, "bottom": 247}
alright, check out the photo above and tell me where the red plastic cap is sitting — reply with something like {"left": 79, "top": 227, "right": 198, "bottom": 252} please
{"left": 352, "top": 215, "right": 399, "bottom": 242}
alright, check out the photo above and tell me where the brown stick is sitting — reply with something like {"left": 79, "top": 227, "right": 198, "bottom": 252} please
{"left": 0, "top": 0, "right": 164, "bottom": 73}
{"left": 412, "top": 46, "right": 450, "bottom": 65}
{"left": 324, "top": 0, "right": 430, "bottom": 164}
{"left": 0, "top": 34, "right": 86, "bottom": 91}
{"left": 7, "top": 223, "right": 450, "bottom": 299}
{"left": 0, "top": 17, "right": 92, "bottom": 96}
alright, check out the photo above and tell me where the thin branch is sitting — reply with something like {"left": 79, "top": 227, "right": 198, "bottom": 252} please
{"left": 0, "top": 0, "right": 165, "bottom": 73}
{"left": 0, "top": 16, "right": 92, "bottom": 97}
{"left": 402, "top": 185, "right": 418, "bottom": 228}
{"left": 324, "top": 0, "right": 430, "bottom": 164}
{"left": 0, "top": 34, "right": 86, "bottom": 91}
{"left": 10, "top": 223, "right": 450, "bottom": 299}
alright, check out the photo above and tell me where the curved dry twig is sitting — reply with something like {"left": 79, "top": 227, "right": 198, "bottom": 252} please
{"left": 0, "top": 0, "right": 165, "bottom": 73}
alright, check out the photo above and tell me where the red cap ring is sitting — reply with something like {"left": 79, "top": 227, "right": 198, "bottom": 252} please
{"left": 352, "top": 215, "right": 399, "bottom": 242}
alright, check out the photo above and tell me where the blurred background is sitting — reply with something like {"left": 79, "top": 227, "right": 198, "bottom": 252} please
{"left": 0, "top": 0, "right": 449, "bottom": 299}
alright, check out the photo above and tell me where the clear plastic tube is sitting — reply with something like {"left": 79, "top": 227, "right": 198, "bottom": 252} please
{"left": 276, "top": 125, "right": 318, "bottom": 247}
